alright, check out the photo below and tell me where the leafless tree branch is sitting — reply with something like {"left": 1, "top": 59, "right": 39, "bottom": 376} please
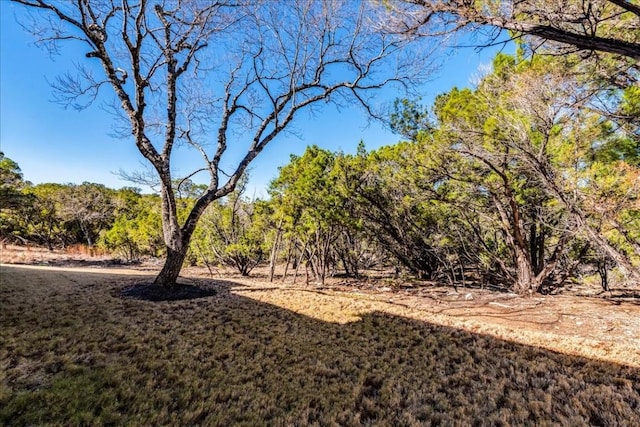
{"left": 389, "top": 0, "right": 640, "bottom": 60}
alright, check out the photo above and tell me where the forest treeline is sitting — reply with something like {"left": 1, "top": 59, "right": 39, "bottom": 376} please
{"left": 1, "top": 53, "right": 638, "bottom": 294}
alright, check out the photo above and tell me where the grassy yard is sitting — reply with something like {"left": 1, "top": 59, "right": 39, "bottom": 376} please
{"left": 1, "top": 265, "right": 639, "bottom": 426}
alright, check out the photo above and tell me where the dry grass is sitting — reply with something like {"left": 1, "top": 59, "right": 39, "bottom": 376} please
{"left": 1, "top": 264, "right": 640, "bottom": 426}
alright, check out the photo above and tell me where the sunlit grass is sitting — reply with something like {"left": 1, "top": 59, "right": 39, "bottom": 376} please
{"left": 1, "top": 265, "right": 639, "bottom": 426}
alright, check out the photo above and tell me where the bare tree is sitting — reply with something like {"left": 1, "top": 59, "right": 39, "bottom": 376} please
{"left": 391, "top": 0, "right": 640, "bottom": 59}
{"left": 13, "top": 0, "right": 431, "bottom": 286}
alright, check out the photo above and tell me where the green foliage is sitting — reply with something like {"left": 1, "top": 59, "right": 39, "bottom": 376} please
{"left": 430, "top": 56, "right": 594, "bottom": 290}
{"left": 389, "top": 98, "right": 432, "bottom": 141}
{"left": 433, "top": 52, "right": 639, "bottom": 290}
{"left": 20, "top": 183, "right": 70, "bottom": 249}
{"left": 345, "top": 51, "right": 640, "bottom": 291}
{"left": 266, "top": 142, "right": 456, "bottom": 282}
{"left": 11, "top": 182, "right": 117, "bottom": 250}
{"left": 0, "top": 153, "right": 31, "bottom": 242}
{"left": 58, "top": 183, "right": 116, "bottom": 246}
{"left": 346, "top": 141, "right": 450, "bottom": 280}
{"left": 99, "top": 192, "right": 163, "bottom": 261}
{"left": 0, "top": 152, "right": 26, "bottom": 211}
{"left": 192, "top": 184, "right": 269, "bottom": 276}
{"left": 271, "top": 146, "right": 342, "bottom": 224}
{"left": 269, "top": 146, "right": 365, "bottom": 283}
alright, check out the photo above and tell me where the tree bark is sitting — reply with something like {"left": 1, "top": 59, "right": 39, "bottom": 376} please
{"left": 154, "top": 246, "right": 188, "bottom": 287}
{"left": 514, "top": 247, "right": 535, "bottom": 293}
{"left": 489, "top": 19, "right": 640, "bottom": 60}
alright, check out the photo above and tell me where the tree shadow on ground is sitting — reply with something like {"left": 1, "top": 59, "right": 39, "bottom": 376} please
{"left": 120, "top": 282, "right": 219, "bottom": 301}
{"left": 1, "top": 267, "right": 639, "bottom": 426}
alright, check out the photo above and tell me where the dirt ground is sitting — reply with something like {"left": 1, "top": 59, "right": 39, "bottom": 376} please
{"left": 2, "top": 245, "right": 640, "bottom": 368}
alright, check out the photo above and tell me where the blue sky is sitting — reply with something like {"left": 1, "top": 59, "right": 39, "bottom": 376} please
{"left": 0, "top": 1, "right": 509, "bottom": 197}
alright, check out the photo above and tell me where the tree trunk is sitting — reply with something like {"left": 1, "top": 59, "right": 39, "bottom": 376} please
{"left": 153, "top": 179, "right": 195, "bottom": 287}
{"left": 514, "top": 248, "right": 536, "bottom": 294}
{"left": 281, "top": 239, "right": 293, "bottom": 282}
{"left": 268, "top": 222, "right": 283, "bottom": 282}
{"left": 154, "top": 247, "right": 188, "bottom": 287}
{"left": 293, "top": 240, "right": 307, "bottom": 285}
